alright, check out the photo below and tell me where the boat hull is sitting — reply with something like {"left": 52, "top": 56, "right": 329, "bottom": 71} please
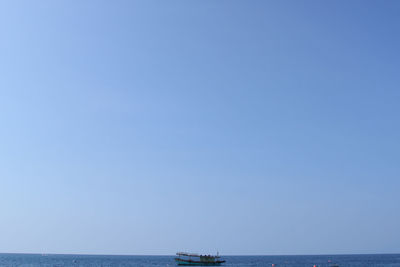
{"left": 175, "top": 258, "right": 225, "bottom": 266}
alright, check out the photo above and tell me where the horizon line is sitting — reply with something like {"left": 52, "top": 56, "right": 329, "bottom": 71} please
{"left": 0, "top": 252, "right": 399, "bottom": 257}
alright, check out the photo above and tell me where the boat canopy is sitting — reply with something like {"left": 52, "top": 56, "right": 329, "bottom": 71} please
{"left": 176, "top": 252, "right": 200, "bottom": 257}
{"left": 176, "top": 252, "right": 220, "bottom": 258}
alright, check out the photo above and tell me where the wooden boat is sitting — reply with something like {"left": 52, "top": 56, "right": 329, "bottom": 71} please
{"left": 175, "top": 252, "right": 225, "bottom": 266}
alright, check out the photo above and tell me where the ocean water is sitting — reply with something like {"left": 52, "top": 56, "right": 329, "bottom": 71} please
{"left": 0, "top": 254, "right": 399, "bottom": 267}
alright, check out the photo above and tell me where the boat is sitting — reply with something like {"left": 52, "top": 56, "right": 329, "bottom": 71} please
{"left": 175, "top": 252, "right": 226, "bottom": 266}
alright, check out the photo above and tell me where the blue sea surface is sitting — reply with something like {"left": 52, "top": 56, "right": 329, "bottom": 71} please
{"left": 0, "top": 254, "right": 399, "bottom": 267}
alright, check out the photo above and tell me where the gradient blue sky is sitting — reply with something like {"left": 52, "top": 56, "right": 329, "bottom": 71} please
{"left": 1, "top": 0, "right": 399, "bottom": 255}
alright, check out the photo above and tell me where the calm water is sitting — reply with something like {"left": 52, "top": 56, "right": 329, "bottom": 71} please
{"left": 0, "top": 254, "right": 399, "bottom": 267}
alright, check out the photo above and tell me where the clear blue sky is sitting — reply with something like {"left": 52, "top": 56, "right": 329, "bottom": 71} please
{"left": 1, "top": 0, "right": 399, "bottom": 255}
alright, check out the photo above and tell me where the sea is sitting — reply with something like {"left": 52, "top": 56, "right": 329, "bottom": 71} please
{"left": 0, "top": 254, "right": 399, "bottom": 267}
